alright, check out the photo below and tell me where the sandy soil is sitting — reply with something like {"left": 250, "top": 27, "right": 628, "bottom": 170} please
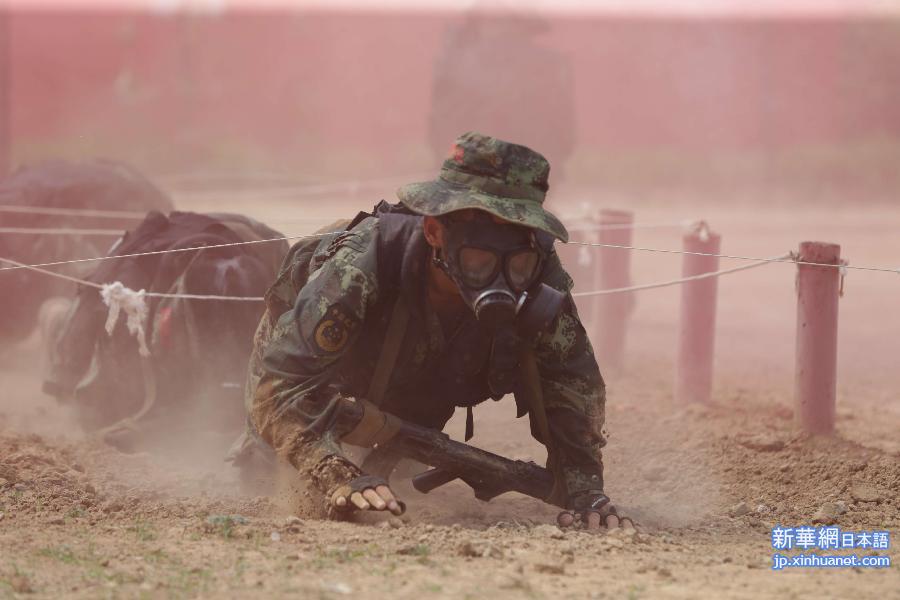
{"left": 0, "top": 191, "right": 897, "bottom": 598}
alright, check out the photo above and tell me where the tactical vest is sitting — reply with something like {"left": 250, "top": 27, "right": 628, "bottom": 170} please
{"left": 254, "top": 202, "right": 530, "bottom": 436}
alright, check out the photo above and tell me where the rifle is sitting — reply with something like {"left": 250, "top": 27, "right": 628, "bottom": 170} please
{"left": 342, "top": 401, "right": 560, "bottom": 508}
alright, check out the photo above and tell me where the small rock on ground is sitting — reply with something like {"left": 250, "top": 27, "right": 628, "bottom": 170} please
{"left": 458, "top": 540, "right": 504, "bottom": 559}
{"left": 812, "top": 501, "right": 848, "bottom": 523}
{"left": 532, "top": 524, "right": 565, "bottom": 539}
{"left": 737, "top": 436, "right": 786, "bottom": 452}
{"left": 850, "top": 484, "right": 881, "bottom": 503}
{"left": 729, "top": 501, "right": 751, "bottom": 517}
{"left": 533, "top": 563, "right": 565, "bottom": 575}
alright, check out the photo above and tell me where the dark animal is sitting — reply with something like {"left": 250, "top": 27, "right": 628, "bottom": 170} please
{"left": 43, "top": 211, "right": 287, "bottom": 451}
{"left": 0, "top": 160, "right": 173, "bottom": 343}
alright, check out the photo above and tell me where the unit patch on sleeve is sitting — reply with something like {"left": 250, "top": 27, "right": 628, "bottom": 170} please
{"left": 312, "top": 304, "right": 360, "bottom": 353}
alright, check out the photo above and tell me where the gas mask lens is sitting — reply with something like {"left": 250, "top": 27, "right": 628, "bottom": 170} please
{"left": 457, "top": 246, "right": 541, "bottom": 292}
{"left": 458, "top": 247, "right": 500, "bottom": 288}
{"left": 506, "top": 249, "right": 540, "bottom": 292}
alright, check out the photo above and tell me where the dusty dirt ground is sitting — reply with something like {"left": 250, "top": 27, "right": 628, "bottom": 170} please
{"left": 1, "top": 190, "right": 898, "bottom": 598}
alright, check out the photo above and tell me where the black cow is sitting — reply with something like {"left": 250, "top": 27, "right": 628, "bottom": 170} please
{"left": 43, "top": 211, "right": 288, "bottom": 452}
{"left": 0, "top": 160, "right": 173, "bottom": 343}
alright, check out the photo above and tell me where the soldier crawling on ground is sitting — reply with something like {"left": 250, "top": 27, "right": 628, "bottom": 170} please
{"left": 230, "top": 132, "right": 631, "bottom": 530}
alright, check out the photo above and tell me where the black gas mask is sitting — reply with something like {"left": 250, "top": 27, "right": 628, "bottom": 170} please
{"left": 432, "top": 212, "right": 563, "bottom": 336}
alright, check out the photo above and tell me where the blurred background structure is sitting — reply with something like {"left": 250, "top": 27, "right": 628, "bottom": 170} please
{"left": 1, "top": 0, "right": 899, "bottom": 204}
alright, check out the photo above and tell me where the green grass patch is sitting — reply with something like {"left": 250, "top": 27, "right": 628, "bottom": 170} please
{"left": 129, "top": 520, "right": 158, "bottom": 542}
{"left": 204, "top": 514, "right": 247, "bottom": 539}
{"left": 65, "top": 506, "right": 87, "bottom": 520}
{"left": 37, "top": 545, "right": 80, "bottom": 564}
{"left": 310, "top": 545, "right": 374, "bottom": 570}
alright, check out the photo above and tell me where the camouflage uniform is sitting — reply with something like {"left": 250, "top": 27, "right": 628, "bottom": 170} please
{"left": 239, "top": 132, "right": 607, "bottom": 508}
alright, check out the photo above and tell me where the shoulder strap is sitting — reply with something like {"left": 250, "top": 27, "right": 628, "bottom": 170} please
{"left": 518, "top": 346, "right": 567, "bottom": 506}
{"left": 366, "top": 295, "right": 410, "bottom": 406}
{"left": 364, "top": 207, "right": 422, "bottom": 406}
{"left": 342, "top": 296, "right": 409, "bottom": 450}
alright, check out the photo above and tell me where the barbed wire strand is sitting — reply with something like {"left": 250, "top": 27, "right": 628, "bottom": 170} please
{"left": 571, "top": 254, "right": 792, "bottom": 297}
{"left": 566, "top": 220, "right": 692, "bottom": 233}
{"left": 0, "top": 254, "right": 265, "bottom": 301}
{"left": 0, "top": 250, "right": 785, "bottom": 303}
{"left": 0, "top": 205, "right": 149, "bottom": 219}
{"left": 0, "top": 208, "right": 692, "bottom": 233}
{"left": 1, "top": 243, "right": 892, "bottom": 305}
{"left": 0, "top": 232, "right": 337, "bottom": 273}
{"left": 1, "top": 230, "right": 897, "bottom": 276}
{"left": 0, "top": 227, "right": 125, "bottom": 236}
{"left": 567, "top": 240, "right": 900, "bottom": 275}
{"left": 0, "top": 255, "right": 104, "bottom": 288}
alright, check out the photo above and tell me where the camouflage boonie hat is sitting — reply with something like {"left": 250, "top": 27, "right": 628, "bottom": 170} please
{"left": 397, "top": 132, "right": 568, "bottom": 242}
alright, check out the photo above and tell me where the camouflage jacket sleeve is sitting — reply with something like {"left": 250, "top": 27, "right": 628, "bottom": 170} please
{"left": 249, "top": 223, "right": 379, "bottom": 495}
{"left": 534, "top": 251, "right": 607, "bottom": 501}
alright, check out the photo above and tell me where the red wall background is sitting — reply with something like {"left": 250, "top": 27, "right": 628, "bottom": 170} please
{"left": 3, "top": 9, "right": 900, "bottom": 182}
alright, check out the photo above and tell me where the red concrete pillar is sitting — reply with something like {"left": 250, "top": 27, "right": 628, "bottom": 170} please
{"left": 675, "top": 222, "right": 721, "bottom": 404}
{"left": 596, "top": 209, "right": 634, "bottom": 371}
{"left": 794, "top": 241, "right": 841, "bottom": 435}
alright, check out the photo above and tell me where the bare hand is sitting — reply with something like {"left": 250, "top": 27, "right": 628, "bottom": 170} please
{"left": 332, "top": 484, "right": 404, "bottom": 515}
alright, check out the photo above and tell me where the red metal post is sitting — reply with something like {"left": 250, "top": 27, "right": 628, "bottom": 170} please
{"left": 577, "top": 210, "right": 603, "bottom": 340}
{"left": 596, "top": 209, "right": 634, "bottom": 371}
{"left": 558, "top": 206, "right": 602, "bottom": 337}
{"left": 675, "top": 222, "right": 721, "bottom": 404}
{"left": 794, "top": 241, "right": 841, "bottom": 435}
